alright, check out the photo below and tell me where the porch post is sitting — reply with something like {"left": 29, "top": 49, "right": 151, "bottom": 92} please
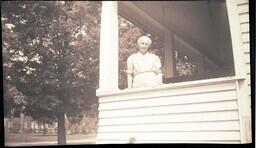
{"left": 226, "top": 0, "right": 251, "bottom": 143}
{"left": 164, "top": 31, "right": 176, "bottom": 78}
{"left": 98, "top": 1, "right": 119, "bottom": 92}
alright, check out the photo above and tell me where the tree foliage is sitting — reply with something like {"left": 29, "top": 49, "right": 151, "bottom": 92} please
{"left": 2, "top": 1, "right": 101, "bottom": 144}
{"left": 2, "top": 0, "right": 100, "bottom": 117}
{"left": 175, "top": 51, "right": 198, "bottom": 76}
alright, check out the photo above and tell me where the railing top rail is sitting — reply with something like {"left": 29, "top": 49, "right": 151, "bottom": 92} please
{"left": 97, "top": 76, "right": 244, "bottom": 97}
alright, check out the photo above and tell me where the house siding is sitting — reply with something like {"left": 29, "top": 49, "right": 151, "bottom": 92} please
{"left": 236, "top": 0, "right": 250, "bottom": 96}
{"left": 237, "top": 0, "right": 251, "bottom": 143}
{"left": 96, "top": 79, "right": 241, "bottom": 143}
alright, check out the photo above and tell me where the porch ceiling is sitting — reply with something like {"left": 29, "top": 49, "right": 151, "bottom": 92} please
{"left": 118, "top": 1, "right": 233, "bottom": 68}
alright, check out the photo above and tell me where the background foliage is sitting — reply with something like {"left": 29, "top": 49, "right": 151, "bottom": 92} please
{"left": 2, "top": 1, "right": 101, "bottom": 143}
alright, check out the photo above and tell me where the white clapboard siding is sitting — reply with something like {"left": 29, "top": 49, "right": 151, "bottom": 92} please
{"left": 237, "top": 3, "right": 249, "bottom": 14}
{"left": 99, "top": 80, "right": 236, "bottom": 103}
{"left": 243, "top": 51, "right": 250, "bottom": 64}
{"left": 247, "top": 81, "right": 251, "bottom": 94}
{"left": 243, "top": 42, "right": 249, "bottom": 52}
{"left": 99, "top": 90, "right": 236, "bottom": 111}
{"left": 247, "top": 77, "right": 251, "bottom": 87}
{"left": 246, "top": 73, "right": 251, "bottom": 83}
{"left": 245, "top": 63, "right": 250, "bottom": 75}
{"left": 247, "top": 75, "right": 251, "bottom": 87}
{"left": 97, "top": 79, "right": 240, "bottom": 143}
{"left": 97, "top": 139, "right": 241, "bottom": 144}
{"left": 236, "top": 0, "right": 251, "bottom": 143}
{"left": 98, "top": 111, "right": 239, "bottom": 125}
{"left": 97, "top": 131, "right": 241, "bottom": 141}
{"left": 98, "top": 121, "right": 240, "bottom": 132}
{"left": 238, "top": 0, "right": 250, "bottom": 90}
{"left": 99, "top": 101, "right": 238, "bottom": 118}
{"left": 240, "top": 23, "right": 249, "bottom": 33}
{"left": 237, "top": 0, "right": 249, "bottom": 5}
{"left": 242, "top": 32, "right": 249, "bottom": 43}
{"left": 239, "top": 13, "right": 249, "bottom": 24}
{"left": 238, "top": 0, "right": 251, "bottom": 103}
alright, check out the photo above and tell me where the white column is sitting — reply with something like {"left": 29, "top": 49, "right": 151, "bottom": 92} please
{"left": 98, "top": 1, "right": 119, "bottom": 92}
{"left": 225, "top": 0, "right": 246, "bottom": 77}
{"left": 226, "top": 1, "right": 251, "bottom": 143}
{"left": 164, "top": 31, "right": 176, "bottom": 78}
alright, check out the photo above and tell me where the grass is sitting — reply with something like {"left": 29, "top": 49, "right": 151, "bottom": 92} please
{"left": 5, "top": 132, "right": 96, "bottom": 144}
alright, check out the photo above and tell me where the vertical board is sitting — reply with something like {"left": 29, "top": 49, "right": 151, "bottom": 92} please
{"left": 237, "top": 0, "right": 251, "bottom": 99}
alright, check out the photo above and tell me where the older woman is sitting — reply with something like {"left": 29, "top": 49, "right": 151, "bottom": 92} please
{"left": 127, "top": 36, "right": 162, "bottom": 88}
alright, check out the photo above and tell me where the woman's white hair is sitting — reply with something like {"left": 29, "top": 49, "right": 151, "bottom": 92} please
{"left": 137, "top": 36, "right": 152, "bottom": 45}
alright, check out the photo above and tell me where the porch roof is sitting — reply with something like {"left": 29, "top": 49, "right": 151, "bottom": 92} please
{"left": 118, "top": 1, "right": 233, "bottom": 68}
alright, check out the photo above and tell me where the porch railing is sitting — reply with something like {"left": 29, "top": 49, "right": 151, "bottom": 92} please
{"left": 96, "top": 77, "right": 243, "bottom": 143}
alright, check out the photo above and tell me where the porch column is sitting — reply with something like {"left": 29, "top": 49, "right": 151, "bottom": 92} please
{"left": 226, "top": 1, "right": 251, "bottom": 143}
{"left": 164, "top": 31, "right": 176, "bottom": 78}
{"left": 98, "top": 1, "right": 119, "bottom": 92}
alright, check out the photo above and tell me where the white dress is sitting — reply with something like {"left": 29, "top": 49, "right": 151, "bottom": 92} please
{"left": 127, "top": 52, "right": 162, "bottom": 88}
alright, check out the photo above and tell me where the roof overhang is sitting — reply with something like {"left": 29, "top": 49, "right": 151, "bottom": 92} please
{"left": 118, "top": 1, "right": 234, "bottom": 68}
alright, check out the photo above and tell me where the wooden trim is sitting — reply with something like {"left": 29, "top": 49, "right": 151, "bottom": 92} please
{"left": 235, "top": 80, "right": 244, "bottom": 142}
{"left": 97, "top": 76, "right": 243, "bottom": 97}
{"left": 225, "top": 1, "right": 247, "bottom": 77}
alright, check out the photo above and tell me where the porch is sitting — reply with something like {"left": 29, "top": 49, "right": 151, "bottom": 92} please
{"left": 96, "top": 0, "right": 251, "bottom": 144}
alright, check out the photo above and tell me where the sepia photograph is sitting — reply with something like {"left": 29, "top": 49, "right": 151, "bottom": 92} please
{"left": 2, "top": 0, "right": 253, "bottom": 146}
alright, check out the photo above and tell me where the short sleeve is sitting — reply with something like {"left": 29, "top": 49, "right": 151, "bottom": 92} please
{"left": 126, "top": 56, "right": 133, "bottom": 75}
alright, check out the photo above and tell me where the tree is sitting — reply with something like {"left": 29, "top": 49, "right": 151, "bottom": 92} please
{"left": 2, "top": 1, "right": 101, "bottom": 144}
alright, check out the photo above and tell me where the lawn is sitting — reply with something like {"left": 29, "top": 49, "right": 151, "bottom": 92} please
{"left": 5, "top": 132, "right": 96, "bottom": 144}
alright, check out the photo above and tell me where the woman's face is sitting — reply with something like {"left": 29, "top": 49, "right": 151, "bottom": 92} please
{"left": 138, "top": 39, "right": 151, "bottom": 54}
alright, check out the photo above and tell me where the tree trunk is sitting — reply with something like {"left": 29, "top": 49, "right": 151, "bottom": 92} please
{"left": 57, "top": 112, "right": 66, "bottom": 145}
